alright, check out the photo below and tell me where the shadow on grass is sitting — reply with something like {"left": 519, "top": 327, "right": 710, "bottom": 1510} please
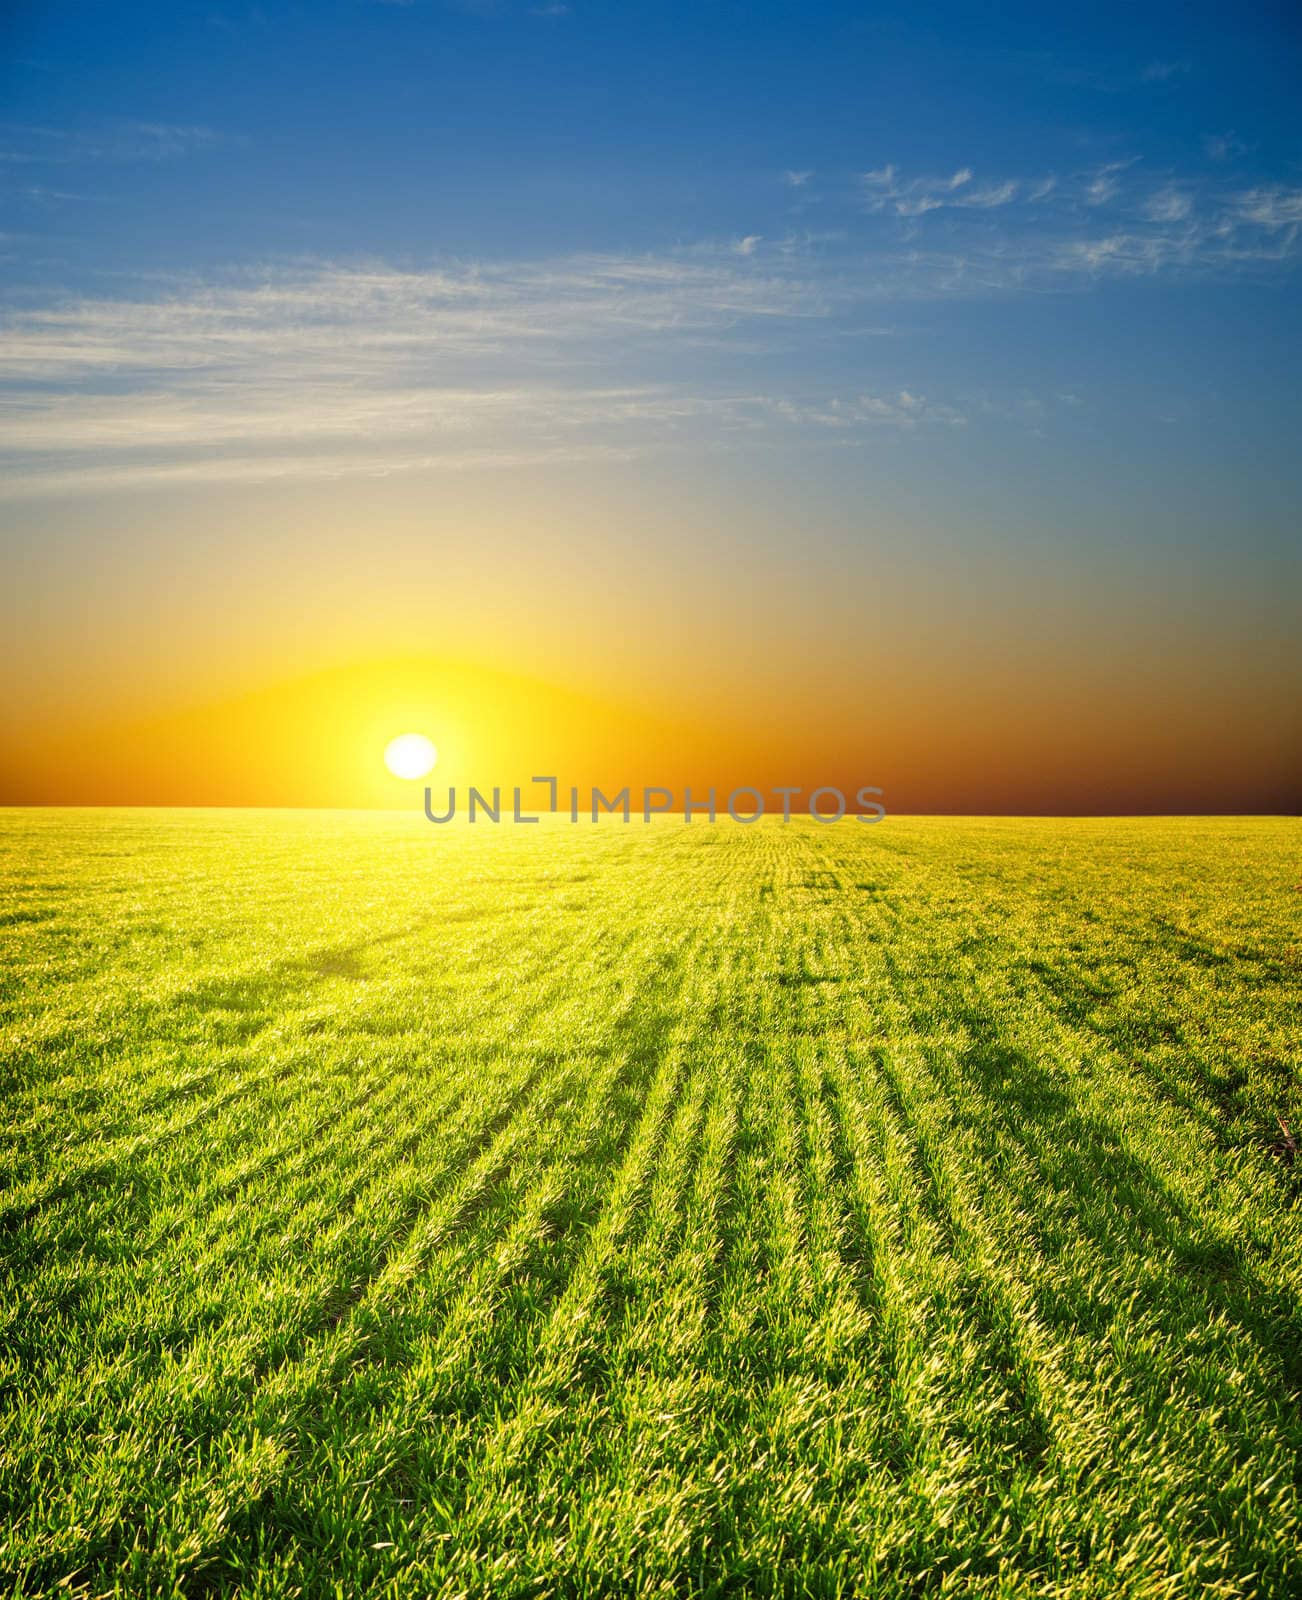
{"left": 936, "top": 997, "right": 1302, "bottom": 1396}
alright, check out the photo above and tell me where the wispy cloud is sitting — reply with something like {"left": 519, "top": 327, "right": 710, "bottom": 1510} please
{"left": 1084, "top": 160, "right": 1132, "bottom": 206}
{"left": 1230, "top": 187, "right": 1302, "bottom": 230}
{"left": 853, "top": 157, "right": 1302, "bottom": 286}
{"left": 0, "top": 254, "right": 831, "bottom": 495}
{"left": 4, "top": 184, "right": 82, "bottom": 206}
{"left": 1032, "top": 54, "right": 1192, "bottom": 94}
{"left": 0, "top": 121, "right": 241, "bottom": 166}
{"left": 1143, "top": 186, "right": 1193, "bottom": 223}
{"left": 762, "top": 390, "right": 965, "bottom": 430}
{"left": 862, "top": 165, "right": 1026, "bottom": 217}
{"left": 1202, "top": 131, "right": 1250, "bottom": 163}
{"left": 4, "top": 157, "right": 1300, "bottom": 497}
{"left": 0, "top": 254, "right": 819, "bottom": 383}
{"left": 0, "top": 248, "right": 986, "bottom": 497}
{"left": 1141, "top": 58, "right": 1191, "bottom": 83}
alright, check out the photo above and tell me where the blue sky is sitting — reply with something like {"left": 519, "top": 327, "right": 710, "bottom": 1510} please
{"left": 3, "top": 1, "right": 1300, "bottom": 506}
{"left": 1, "top": 1, "right": 1299, "bottom": 808}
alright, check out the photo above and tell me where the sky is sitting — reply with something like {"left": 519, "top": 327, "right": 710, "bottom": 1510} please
{"left": 1, "top": 0, "right": 1299, "bottom": 812}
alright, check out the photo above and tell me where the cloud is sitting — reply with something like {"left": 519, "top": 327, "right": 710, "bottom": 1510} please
{"left": 854, "top": 158, "right": 1298, "bottom": 287}
{"left": 1141, "top": 59, "right": 1191, "bottom": 82}
{"left": 0, "top": 247, "right": 983, "bottom": 498}
{"left": 784, "top": 170, "right": 813, "bottom": 187}
{"left": 1202, "top": 132, "right": 1249, "bottom": 163}
{"left": 1143, "top": 187, "right": 1193, "bottom": 223}
{"left": 4, "top": 163, "right": 1301, "bottom": 499}
{"left": 765, "top": 389, "right": 965, "bottom": 430}
{"left": 863, "top": 165, "right": 1025, "bottom": 218}
{"left": 1084, "top": 161, "right": 1131, "bottom": 206}
{"left": 0, "top": 253, "right": 834, "bottom": 494}
{"left": 0, "top": 254, "right": 821, "bottom": 383}
{"left": 963, "top": 181, "right": 1020, "bottom": 209}
{"left": 1050, "top": 233, "right": 1184, "bottom": 276}
{"left": 0, "top": 121, "right": 240, "bottom": 165}
{"left": 1034, "top": 54, "right": 1194, "bottom": 94}
{"left": 0, "top": 442, "right": 642, "bottom": 498}
{"left": 852, "top": 158, "right": 1302, "bottom": 292}
{"left": 7, "top": 184, "right": 81, "bottom": 205}
{"left": 1230, "top": 187, "right": 1302, "bottom": 230}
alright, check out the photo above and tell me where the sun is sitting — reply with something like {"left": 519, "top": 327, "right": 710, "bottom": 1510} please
{"left": 383, "top": 732, "right": 438, "bottom": 780}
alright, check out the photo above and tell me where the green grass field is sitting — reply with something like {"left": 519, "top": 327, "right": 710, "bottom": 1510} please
{"left": 2, "top": 810, "right": 1300, "bottom": 1599}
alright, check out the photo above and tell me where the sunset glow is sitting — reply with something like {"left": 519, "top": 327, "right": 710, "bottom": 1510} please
{"left": 383, "top": 733, "right": 438, "bottom": 782}
{"left": 0, "top": 4, "right": 1297, "bottom": 816}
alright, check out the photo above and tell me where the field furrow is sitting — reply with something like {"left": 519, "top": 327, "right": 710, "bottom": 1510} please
{"left": 1, "top": 811, "right": 1298, "bottom": 1598}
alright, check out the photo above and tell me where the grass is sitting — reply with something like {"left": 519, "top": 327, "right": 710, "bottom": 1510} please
{"left": 1, "top": 808, "right": 1300, "bottom": 1599}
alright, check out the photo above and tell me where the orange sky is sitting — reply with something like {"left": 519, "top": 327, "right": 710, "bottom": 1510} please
{"left": 3, "top": 5, "right": 1302, "bottom": 818}
{"left": 3, "top": 639, "right": 1297, "bottom": 814}
{"left": 1, "top": 443, "right": 1297, "bottom": 816}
